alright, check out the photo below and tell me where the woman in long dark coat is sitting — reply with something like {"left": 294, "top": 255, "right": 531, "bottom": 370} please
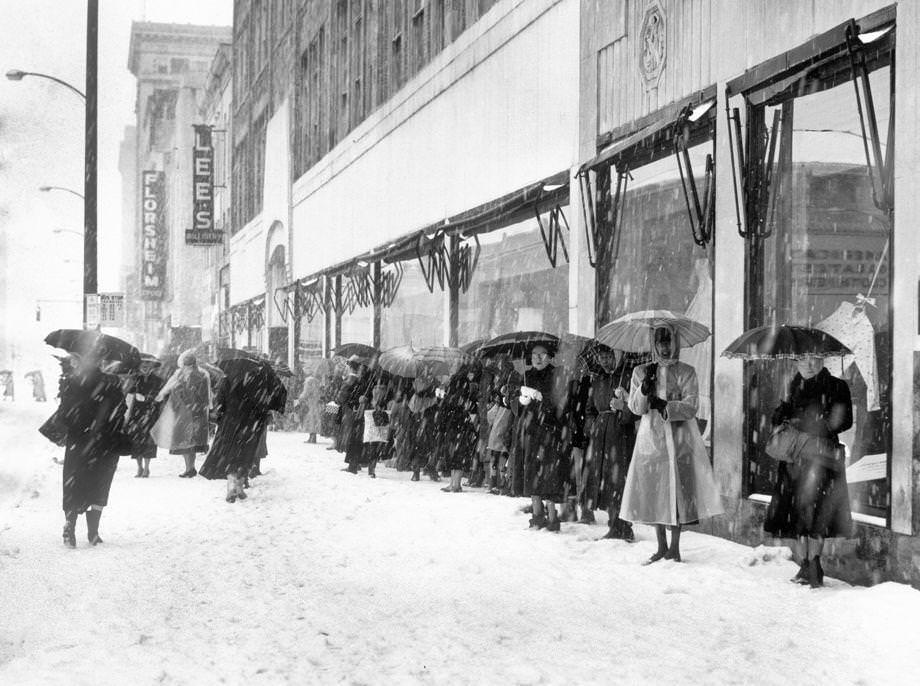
{"left": 338, "top": 358, "right": 372, "bottom": 473}
{"left": 766, "top": 356, "right": 853, "bottom": 587}
{"left": 569, "top": 348, "right": 640, "bottom": 539}
{"left": 57, "top": 353, "right": 127, "bottom": 547}
{"left": 124, "top": 358, "right": 164, "bottom": 478}
{"left": 408, "top": 375, "right": 440, "bottom": 482}
{"left": 199, "top": 363, "right": 287, "bottom": 502}
{"left": 512, "top": 344, "right": 565, "bottom": 531}
{"left": 435, "top": 369, "right": 479, "bottom": 493}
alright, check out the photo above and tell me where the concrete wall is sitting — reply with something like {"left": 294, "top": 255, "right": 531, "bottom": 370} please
{"left": 289, "top": 0, "right": 580, "bottom": 279}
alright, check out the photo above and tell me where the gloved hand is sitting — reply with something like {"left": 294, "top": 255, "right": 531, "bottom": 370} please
{"left": 771, "top": 401, "right": 792, "bottom": 427}
{"left": 640, "top": 364, "right": 658, "bottom": 395}
{"left": 649, "top": 396, "right": 668, "bottom": 413}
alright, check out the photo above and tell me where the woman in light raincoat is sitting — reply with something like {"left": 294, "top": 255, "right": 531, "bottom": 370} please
{"left": 152, "top": 351, "right": 211, "bottom": 477}
{"left": 620, "top": 325, "right": 722, "bottom": 563}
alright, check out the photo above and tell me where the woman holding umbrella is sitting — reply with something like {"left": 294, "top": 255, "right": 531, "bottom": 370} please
{"left": 620, "top": 324, "right": 723, "bottom": 562}
{"left": 200, "top": 357, "right": 287, "bottom": 501}
{"left": 53, "top": 351, "right": 128, "bottom": 546}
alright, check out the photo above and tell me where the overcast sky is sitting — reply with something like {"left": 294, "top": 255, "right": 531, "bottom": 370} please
{"left": 0, "top": 0, "right": 232, "bottom": 364}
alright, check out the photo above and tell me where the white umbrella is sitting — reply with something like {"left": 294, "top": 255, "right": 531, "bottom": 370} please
{"left": 596, "top": 309, "right": 710, "bottom": 352}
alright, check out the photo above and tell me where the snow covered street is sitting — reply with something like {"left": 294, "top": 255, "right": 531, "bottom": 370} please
{"left": 2, "top": 400, "right": 919, "bottom": 685}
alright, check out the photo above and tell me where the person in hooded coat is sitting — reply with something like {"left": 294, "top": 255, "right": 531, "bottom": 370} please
{"left": 512, "top": 343, "right": 566, "bottom": 531}
{"left": 621, "top": 325, "right": 723, "bottom": 563}
{"left": 296, "top": 369, "right": 324, "bottom": 443}
{"left": 56, "top": 351, "right": 127, "bottom": 547}
{"left": 766, "top": 355, "right": 853, "bottom": 588}
{"left": 152, "top": 352, "right": 211, "bottom": 477}
{"left": 199, "top": 361, "right": 287, "bottom": 502}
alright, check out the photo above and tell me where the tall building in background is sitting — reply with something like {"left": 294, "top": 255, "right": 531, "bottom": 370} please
{"left": 124, "top": 21, "right": 231, "bottom": 354}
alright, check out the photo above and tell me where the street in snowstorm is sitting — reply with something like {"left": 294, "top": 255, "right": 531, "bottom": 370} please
{"left": 1, "top": 402, "right": 918, "bottom": 685}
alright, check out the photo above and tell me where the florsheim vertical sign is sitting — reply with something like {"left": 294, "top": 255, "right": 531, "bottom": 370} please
{"left": 140, "top": 170, "right": 166, "bottom": 300}
{"left": 187, "top": 124, "right": 221, "bottom": 245}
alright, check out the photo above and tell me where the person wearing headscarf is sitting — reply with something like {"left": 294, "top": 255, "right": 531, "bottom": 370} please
{"left": 570, "top": 347, "right": 641, "bottom": 539}
{"left": 621, "top": 325, "right": 723, "bottom": 562}
{"left": 295, "top": 365, "right": 325, "bottom": 443}
{"left": 513, "top": 343, "right": 566, "bottom": 531}
{"left": 766, "top": 355, "right": 853, "bottom": 588}
{"left": 124, "top": 356, "right": 164, "bottom": 478}
{"left": 152, "top": 351, "right": 212, "bottom": 478}
{"left": 55, "top": 351, "right": 127, "bottom": 547}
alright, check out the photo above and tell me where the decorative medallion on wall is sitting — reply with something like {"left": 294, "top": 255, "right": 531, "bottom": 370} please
{"left": 638, "top": 0, "right": 667, "bottom": 88}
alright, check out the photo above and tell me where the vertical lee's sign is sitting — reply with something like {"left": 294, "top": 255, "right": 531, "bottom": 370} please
{"left": 141, "top": 170, "right": 166, "bottom": 300}
{"left": 187, "top": 124, "right": 221, "bottom": 245}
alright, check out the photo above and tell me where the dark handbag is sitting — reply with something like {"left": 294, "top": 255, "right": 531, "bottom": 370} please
{"left": 38, "top": 410, "right": 68, "bottom": 447}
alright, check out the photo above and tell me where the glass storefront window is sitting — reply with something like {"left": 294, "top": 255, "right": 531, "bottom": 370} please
{"left": 744, "top": 59, "right": 893, "bottom": 519}
{"left": 380, "top": 261, "right": 445, "bottom": 349}
{"left": 458, "top": 213, "right": 569, "bottom": 345}
{"left": 339, "top": 303, "right": 373, "bottom": 346}
{"left": 597, "top": 142, "right": 714, "bottom": 438}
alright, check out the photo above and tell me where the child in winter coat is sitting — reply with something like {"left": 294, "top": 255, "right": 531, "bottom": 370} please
{"left": 362, "top": 381, "right": 391, "bottom": 478}
{"left": 487, "top": 386, "right": 515, "bottom": 495}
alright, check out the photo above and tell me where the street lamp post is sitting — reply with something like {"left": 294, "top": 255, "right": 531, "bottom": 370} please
{"left": 40, "top": 186, "right": 85, "bottom": 200}
{"left": 6, "top": 0, "right": 97, "bottom": 329}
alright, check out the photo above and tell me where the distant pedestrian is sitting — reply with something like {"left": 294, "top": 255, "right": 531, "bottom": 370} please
{"left": 152, "top": 351, "right": 211, "bottom": 478}
{"left": 0, "top": 371, "right": 14, "bottom": 401}
{"left": 124, "top": 356, "right": 164, "bottom": 478}
{"left": 26, "top": 370, "right": 47, "bottom": 402}
{"left": 296, "top": 368, "right": 324, "bottom": 443}
{"left": 621, "top": 325, "right": 723, "bottom": 563}
{"left": 55, "top": 351, "right": 127, "bottom": 547}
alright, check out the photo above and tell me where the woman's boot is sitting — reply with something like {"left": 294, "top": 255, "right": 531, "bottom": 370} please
{"left": 85, "top": 508, "right": 103, "bottom": 545}
{"left": 62, "top": 511, "right": 77, "bottom": 548}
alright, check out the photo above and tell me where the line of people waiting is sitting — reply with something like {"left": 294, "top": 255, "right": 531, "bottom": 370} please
{"left": 324, "top": 325, "right": 724, "bottom": 561}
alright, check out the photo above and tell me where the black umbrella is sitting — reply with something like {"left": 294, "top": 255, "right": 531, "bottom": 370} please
{"left": 333, "top": 343, "right": 377, "bottom": 360}
{"left": 478, "top": 331, "right": 560, "bottom": 359}
{"left": 215, "top": 347, "right": 260, "bottom": 361}
{"left": 721, "top": 325, "right": 852, "bottom": 360}
{"left": 460, "top": 338, "right": 485, "bottom": 355}
{"left": 216, "top": 357, "right": 287, "bottom": 412}
{"left": 44, "top": 329, "right": 141, "bottom": 369}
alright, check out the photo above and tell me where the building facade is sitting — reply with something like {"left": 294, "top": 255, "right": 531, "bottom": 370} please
{"left": 124, "top": 21, "right": 232, "bottom": 354}
{"left": 219, "top": 0, "right": 920, "bottom": 587}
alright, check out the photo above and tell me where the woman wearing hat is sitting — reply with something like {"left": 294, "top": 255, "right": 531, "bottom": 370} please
{"left": 513, "top": 343, "right": 566, "bottom": 531}
{"left": 620, "top": 325, "right": 723, "bottom": 563}
{"left": 124, "top": 354, "right": 164, "bottom": 478}
{"left": 153, "top": 351, "right": 211, "bottom": 478}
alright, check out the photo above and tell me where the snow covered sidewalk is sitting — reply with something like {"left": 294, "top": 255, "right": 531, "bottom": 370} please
{"left": 1, "top": 401, "right": 919, "bottom": 685}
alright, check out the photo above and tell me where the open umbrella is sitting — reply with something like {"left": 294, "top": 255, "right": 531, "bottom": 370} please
{"left": 460, "top": 338, "right": 485, "bottom": 356}
{"left": 595, "top": 310, "right": 710, "bottom": 352}
{"left": 478, "top": 331, "right": 560, "bottom": 359}
{"left": 333, "top": 343, "right": 377, "bottom": 360}
{"left": 215, "top": 347, "right": 260, "bottom": 361}
{"left": 721, "top": 325, "right": 852, "bottom": 360}
{"left": 44, "top": 329, "right": 141, "bottom": 369}
{"left": 377, "top": 345, "right": 471, "bottom": 378}
{"left": 216, "top": 357, "right": 287, "bottom": 412}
